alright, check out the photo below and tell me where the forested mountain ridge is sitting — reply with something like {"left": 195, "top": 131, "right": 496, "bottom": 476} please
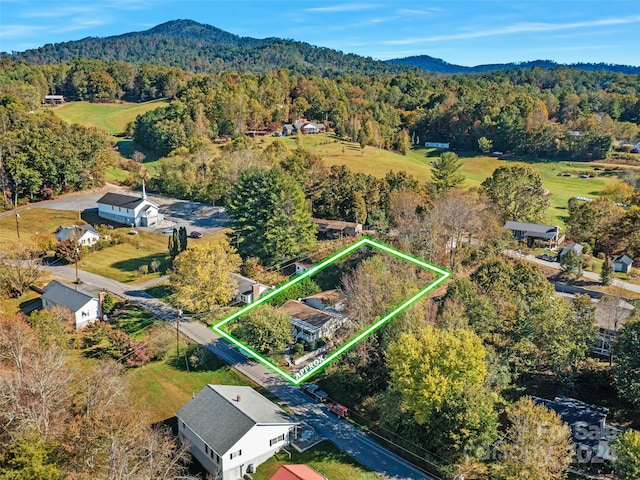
{"left": 388, "top": 55, "right": 640, "bottom": 75}
{"left": 4, "top": 19, "right": 639, "bottom": 76}
{"left": 2, "top": 19, "right": 410, "bottom": 75}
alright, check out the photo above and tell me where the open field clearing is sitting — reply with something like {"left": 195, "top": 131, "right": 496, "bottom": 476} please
{"left": 0, "top": 208, "right": 82, "bottom": 245}
{"left": 53, "top": 99, "right": 168, "bottom": 135}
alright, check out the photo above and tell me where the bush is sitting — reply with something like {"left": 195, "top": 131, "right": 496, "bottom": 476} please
{"left": 293, "top": 342, "right": 304, "bottom": 355}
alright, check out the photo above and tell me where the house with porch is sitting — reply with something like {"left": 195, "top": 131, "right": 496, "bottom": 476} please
{"left": 503, "top": 221, "right": 562, "bottom": 248}
{"left": 40, "top": 280, "right": 100, "bottom": 330}
{"left": 97, "top": 184, "right": 161, "bottom": 227}
{"left": 177, "top": 385, "right": 298, "bottom": 480}
{"left": 282, "top": 290, "right": 347, "bottom": 343}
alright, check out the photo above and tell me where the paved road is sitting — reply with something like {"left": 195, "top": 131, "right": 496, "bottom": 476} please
{"left": 48, "top": 265, "right": 434, "bottom": 480}
{"left": 504, "top": 250, "right": 640, "bottom": 295}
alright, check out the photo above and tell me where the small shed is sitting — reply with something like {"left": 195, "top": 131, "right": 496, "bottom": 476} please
{"left": 613, "top": 255, "right": 633, "bottom": 274}
{"left": 559, "top": 242, "right": 583, "bottom": 258}
{"left": 43, "top": 95, "right": 64, "bottom": 105}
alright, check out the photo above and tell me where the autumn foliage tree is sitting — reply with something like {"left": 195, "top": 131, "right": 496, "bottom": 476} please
{"left": 171, "top": 238, "right": 242, "bottom": 312}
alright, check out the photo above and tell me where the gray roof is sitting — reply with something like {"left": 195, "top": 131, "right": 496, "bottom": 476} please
{"left": 504, "top": 221, "right": 559, "bottom": 239}
{"left": 614, "top": 255, "right": 633, "bottom": 266}
{"left": 560, "top": 243, "right": 583, "bottom": 257}
{"left": 97, "top": 192, "right": 157, "bottom": 209}
{"left": 55, "top": 224, "right": 99, "bottom": 242}
{"left": 230, "top": 273, "right": 268, "bottom": 296}
{"left": 176, "top": 385, "right": 295, "bottom": 455}
{"left": 41, "top": 280, "right": 97, "bottom": 312}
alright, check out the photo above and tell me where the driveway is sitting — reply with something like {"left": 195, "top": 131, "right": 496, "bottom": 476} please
{"left": 47, "top": 264, "right": 435, "bottom": 480}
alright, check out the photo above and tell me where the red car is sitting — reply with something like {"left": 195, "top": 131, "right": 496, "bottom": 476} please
{"left": 189, "top": 231, "right": 203, "bottom": 239}
{"left": 327, "top": 402, "right": 349, "bottom": 419}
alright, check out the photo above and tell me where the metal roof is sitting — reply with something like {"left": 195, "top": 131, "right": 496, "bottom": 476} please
{"left": 176, "top": 385, "right": 295, "bottom": 456}
{"left": 41, "top": 280, "right": 97, "bottom": 312}
{"left": 97, "top": 192, "right": 158, "bottom": 209}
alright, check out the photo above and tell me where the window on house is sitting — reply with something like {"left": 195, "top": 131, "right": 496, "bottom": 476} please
{"left": 205, "top": 445, "right": 209, "bottom": 454}
{"left": 230, "top": 450, "right": 241, "bottom": 459}
{"left": 215, "top": 453, "right": 220, "bottom": 464}
{"left": 182, "top": 422, "right": 185, "bottom": 429}
{"left": 269, "top": 434, "right": 285, "bottom": 446}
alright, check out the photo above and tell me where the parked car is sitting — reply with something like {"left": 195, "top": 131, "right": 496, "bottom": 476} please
{"left": 128, "top": 229, "right": 138, "bottom": 235}
{"left": 301, "top": 384, "right": 329, "bottom": 403}
{"left": 189, "top": 231, "right": 203, "bottom": 239}
{"left": 538, "top": 253, "right": 556, "bottom": 262}
{"left": 327, "top": 402, "right": 349, "bottom": 419}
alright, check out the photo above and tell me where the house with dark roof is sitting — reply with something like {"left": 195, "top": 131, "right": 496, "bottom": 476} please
{"left": 532, "top": 396, "right": 622, "bottom": 464}
{"left": 613, "top": 255, "right": 633, "bottom": 274}
{"left": 176, "top": 385, "right": 298, "bottom": 480}
{"left": 230, "top": 273, "right": 270, "bottom": 304}
{"left": 294, "top": 262, "right": 312, "bottom": 275}
{"left": 270, "top": 464, "right": 328, "bottom": 480}
{"left": 54, "top": 224, "right": 100, "bottom": 247}
{"left": 313, "top": 218, "right": 362, "bottom": 238}
{"left": 282, "top": 124, "right": 295, "bottom": 136}
{"left": 96, "top": 183, "right": 160, "bottom": 227}
{"left": 503, "top": 221, "right": 562, "bottom": 248}
{"left": 40, "top": 280, "right": 100, "bottom": 329}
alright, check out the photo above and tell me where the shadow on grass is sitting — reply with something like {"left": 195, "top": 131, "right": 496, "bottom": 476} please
{"left": 168, "top": 344, "right": 228, "bottom": 373}
{"left": 116, "top": 139, "right": 160, "bottom": 163}
{"left": 145, "top": 284, "right": 173, "bottom": 302}
{"left": 111, "top": 254, "right": 172, "bottom": 276}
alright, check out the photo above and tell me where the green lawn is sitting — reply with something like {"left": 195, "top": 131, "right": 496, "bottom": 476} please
{"left": 127, "top": 343, "right": 255, "bottom": 423}
{"left": 53, "top": 100, "right": 168, "bottom": 135}
{"left": 253, "top": 441, "right": 382, "bottom": 480}
{"left": 0, "top": 208, "right": 83, "bottom": 246}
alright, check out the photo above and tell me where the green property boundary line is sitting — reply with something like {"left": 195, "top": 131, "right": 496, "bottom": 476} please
{"left": 212, "top": 236, "right": 451, "bottom": 385}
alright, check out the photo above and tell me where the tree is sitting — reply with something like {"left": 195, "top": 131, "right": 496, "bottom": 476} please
{"left": 612, "top": 429, "right": 640, "bottom": 480}
{"left": 54, "top": 239, "right": 83, "bottom": 263}
{"left": 0, "top": 429, "right": 65, "bottom": 480}
{"left": 481, "top": 165, "right": 549, "bottom": 223}
{"left": 601, "top": 257, "right": 614, "bottom": 286}
{"left": 171, "top": 238, "right": 242, "bottom": 312}
{"left": 231, "top": 304, "right": 291, "bottom": 354}
{"left": 385, "top": 325, "right": 487, "bottom": 424}
{"left": 178, "top": 226, "right": 188, "bottom": 252}
{"left": 430, "top": 152, "right": 465, "bottom": 196}
{"left": 0, "top": 241, "right": 47, "bottom": 297}
{"left": 478, "top": 136, "right": 493, "bottom": 153}
{"left": 168, "top": 228, "right": 179, "bottom": 259}
{"left": 613, "top": 316, "right": 640, "bottom": 404}
{"left": 492, "top": 397, "right": 573, "bottom": 480}
{"left": 559, "top": 247, "right": 582, "bottom": 279}
{"left": 227, "top": 167, "right": 316, "bottom": 265}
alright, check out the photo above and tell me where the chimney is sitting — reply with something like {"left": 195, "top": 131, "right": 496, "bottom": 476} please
{"left": 236, "top": 395, "right": 241, "bottom": 402}
{"left": 141, "top": 179, "right": 147, "bottom": 200}
{"left": 252, "top": 283, "right": 261, "bottom": 302}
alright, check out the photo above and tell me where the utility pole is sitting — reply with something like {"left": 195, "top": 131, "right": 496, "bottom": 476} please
{"left": 176, "top": 308, "right": 183, "bottom": 356}
{"left": 15, "top": 213, "right": 20, "bottom": 239}
{"left": 74, "top": 244, "right": 80, "bottom": 289}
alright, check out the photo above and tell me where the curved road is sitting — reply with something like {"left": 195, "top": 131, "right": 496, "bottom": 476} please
{"left": 47, "top": 264, "right": 434, "bottom": 480}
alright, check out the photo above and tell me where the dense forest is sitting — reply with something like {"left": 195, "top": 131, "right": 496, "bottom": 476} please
{"left": 1, "top": 53, "right": 640, "bottom": 206}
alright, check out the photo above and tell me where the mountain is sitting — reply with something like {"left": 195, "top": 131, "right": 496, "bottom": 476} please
{"left": 6, "top": 20, "right": 640, "bottom": 76}
{"left": 4, "top": 19, "right": 409, "bottom": 75}
{"left": 388, "top": 55, "right": 640, "bottom": 75}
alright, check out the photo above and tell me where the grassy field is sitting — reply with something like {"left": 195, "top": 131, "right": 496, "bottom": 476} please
{"left": 260, "top": 134, "right": 619, "bottom": 227}
{"left": 253, "top": 441, "right": 382, "bottom": 480}
{"left": 0, "top": 208, "right": 83, "bottom": 246}
{"left": 53, "top": 100, "right": 168, "bottom": 135}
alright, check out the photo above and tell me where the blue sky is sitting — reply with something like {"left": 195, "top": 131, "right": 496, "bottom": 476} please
{"left": 1, "top": 0, "right": 639, "bottom": 66}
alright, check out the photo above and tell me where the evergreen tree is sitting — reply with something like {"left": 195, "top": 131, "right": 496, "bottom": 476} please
{"left": 227, "top": 167, "right": 316, "bottom": 266}
{"left": 178, "top": 226, "right": 188, "bottom": 252}
{"left": 430, "top": 152, "right": 465, "bottom": 196}
{"left": 600, "top": 256, "right": 614, "bottom": 286}
{"left": 168, "top": 229, "right": 179, "bottom": 259}
{"left": 560, "top": 248, "right": 582, "bottom": 279}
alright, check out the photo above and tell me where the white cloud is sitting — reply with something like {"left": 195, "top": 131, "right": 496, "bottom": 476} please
{"left": 56, "top": 19, "right": 108, "bottom": 33}
{"left": 21, "top": 5, "right": 99, "bottom": 18}
{"left": 1, "top": 24, "right": 47, "bottom": 38}
{"left": 305, "top": 3, "right": 379, "bottom": 13}
{"left": 384, "top": 15, "right": 640, "bottom": 45}
{"left": 397, "top": 8, "right": 440, "bottom": 15}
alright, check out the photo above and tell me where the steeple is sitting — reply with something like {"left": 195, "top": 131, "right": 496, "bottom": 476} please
{"left": 141, "top": 179, "right": 147, "bottom": 200}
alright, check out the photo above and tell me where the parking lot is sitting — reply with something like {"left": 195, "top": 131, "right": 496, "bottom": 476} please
{"left": 38, "top": 185, "right": 229, "bottom": 238}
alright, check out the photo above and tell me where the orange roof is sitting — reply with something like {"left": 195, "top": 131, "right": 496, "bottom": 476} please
{"left": 270, "top": 464, "right": 327, "bottom": 480}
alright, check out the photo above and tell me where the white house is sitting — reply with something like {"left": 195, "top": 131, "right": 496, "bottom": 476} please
{"left": 294, "top": 262, "right": 311, "bottom": 275}
{"left": 176, "top": 385, "right": 298, "bottom": 480}
{"left": 40, "top": 280, "right": 100, "bottom": 330}
{"left": 97, "top": 184, "right": 160, "bottom": 227}
{"left": 613, "top": 255, "right": 633, "bottom": 274}
{"left": 54, "top": 224, "right": 100, "bottom": 247}
{"left": 230, "top": 273, "right": 270, "bottom": 304}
